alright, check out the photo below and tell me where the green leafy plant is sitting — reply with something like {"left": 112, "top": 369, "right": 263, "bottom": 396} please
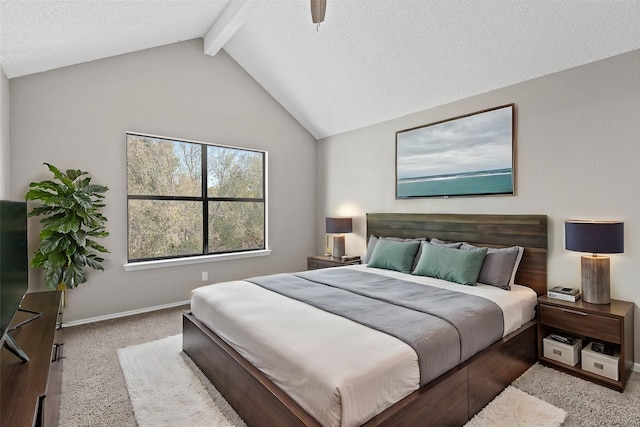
{"left": 26, "top": 163, "right": 109, "bottom": 290}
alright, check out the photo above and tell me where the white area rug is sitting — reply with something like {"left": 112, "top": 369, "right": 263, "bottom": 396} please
{"left": 117, "top": 334, "right": 244, "bottom": 427}
{"left": 118, "top": 334, "right": 566, "bottom": 427}
{"left": 465, "top": 385, "right": 567, "bottom": 427}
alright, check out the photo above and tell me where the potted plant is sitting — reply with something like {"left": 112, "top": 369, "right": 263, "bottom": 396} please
{"left": 26, "top": 163, "right": 109, "bottom": 291}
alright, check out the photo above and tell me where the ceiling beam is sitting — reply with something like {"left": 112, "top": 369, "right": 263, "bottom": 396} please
{"left": 203, "top": 0, "right": 255, "bottom": 57}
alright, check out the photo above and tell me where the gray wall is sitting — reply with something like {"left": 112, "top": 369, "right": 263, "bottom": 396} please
{"left": 10, "top": 39, "right": 317, "bottom": 323}
{"left": 0, "top": 66, "right": 9, "bottom": 199}
{"left": 317, "top": 49, "right": 640, "bottom": 362}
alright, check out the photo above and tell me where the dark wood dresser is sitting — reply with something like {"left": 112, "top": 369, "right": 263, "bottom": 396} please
{"left": 1, "top": 291, "right": 63, "bottom": 427}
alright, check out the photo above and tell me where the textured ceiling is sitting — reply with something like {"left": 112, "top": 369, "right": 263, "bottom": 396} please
{"left": 2, "top": 1, "right": 640, "bottom": 139}
{"left": 0, "top": 1, "right": 229, "bottom": 77}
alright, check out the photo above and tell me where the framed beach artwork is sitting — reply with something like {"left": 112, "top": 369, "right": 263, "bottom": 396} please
{"left": 396, "top": 104, "right": 515, "bottom": 199}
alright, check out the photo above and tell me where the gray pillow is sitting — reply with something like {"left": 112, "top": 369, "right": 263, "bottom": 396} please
{"left": 408, "top": 238, "right": 429, "bottom": 271}
{"left": 429, "top": 238, "right": 462, "bottom": 249}
{"left": 461, "top": 243, "right": 524, "bottom": 290}
{"left": 367, "top": 239, "right": 421, "bottom": 274}
{"left": 412, "top": 244, "right": 487, "bottom": 286}
{"left": 364, "top": 235, "right": 379, "bottom": 264}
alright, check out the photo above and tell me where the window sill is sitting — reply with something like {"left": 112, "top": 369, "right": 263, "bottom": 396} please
{"left": 123, "top": 249, "right": 272, "bottom": 271}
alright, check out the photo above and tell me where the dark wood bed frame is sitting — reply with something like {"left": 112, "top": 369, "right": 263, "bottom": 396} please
{"left": 183, "top": 213, "right": 548, "bottom": 426}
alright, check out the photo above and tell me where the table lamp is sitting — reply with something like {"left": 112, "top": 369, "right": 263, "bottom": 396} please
{"left": 565, "top": 220, "right": 624, "bottom": 304}
{"left": 326, "top": 217, "right": 352, "bottom": 258}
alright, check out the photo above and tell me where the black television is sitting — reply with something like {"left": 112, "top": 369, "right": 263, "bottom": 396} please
{"left": 1, "top": 200, "right": 37, "bottom": 361}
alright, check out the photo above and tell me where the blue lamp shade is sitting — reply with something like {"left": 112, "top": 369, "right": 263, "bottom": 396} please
{"left": 326, "top": 217, "right": 352, "bottom": 234}
{"left": 565, "top": 221, "right": 624, "bottom": 255}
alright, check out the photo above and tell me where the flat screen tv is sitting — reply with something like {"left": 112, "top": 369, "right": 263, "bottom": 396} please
{"left": 1, "top": 200, "right": 32, "bottom": 361}
{"left": 396, "top": 104, "right": 515, "bottom": 199}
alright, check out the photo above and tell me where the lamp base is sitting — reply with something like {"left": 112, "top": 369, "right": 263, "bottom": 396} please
{"left": 333, "top": 234, "right": 345, "bottom": 259}
{"left": 324, "top": 234, "right": 331, "bottom": 256}
{"left": 581, "top": 255, "right": 610, "bottom": 304}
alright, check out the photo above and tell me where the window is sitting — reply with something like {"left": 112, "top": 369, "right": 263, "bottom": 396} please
{"left": 126, "top": 133, "right": 266, "bottom": 262}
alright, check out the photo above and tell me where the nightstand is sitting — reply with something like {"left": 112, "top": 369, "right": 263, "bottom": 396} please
{"left": 307, "top": 255, "right": 361, "bottom": 270}
{"left": 537, "top": 295, "right": 634, "bottom": 391}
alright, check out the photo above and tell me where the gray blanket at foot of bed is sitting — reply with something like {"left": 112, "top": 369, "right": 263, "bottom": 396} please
{"left": 247, "top": 267, "right": 503, "bottom": 385}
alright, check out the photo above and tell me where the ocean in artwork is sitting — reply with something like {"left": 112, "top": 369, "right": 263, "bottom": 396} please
{"left": 397, "top": 168, "right": 513, "bottom": 198}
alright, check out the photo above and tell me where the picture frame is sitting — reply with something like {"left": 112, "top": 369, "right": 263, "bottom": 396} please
{"left": 396, "top": 104, "right": 515, "bottom": 199}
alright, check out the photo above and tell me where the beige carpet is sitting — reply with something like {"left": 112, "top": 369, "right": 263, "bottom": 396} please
{"left": 59, "top": 306, "right": 640, "bottom": 426}
{"left": 513, "top": 363, "right": 640, "bottom": 426}
{"left": 59, "top": 306, "right": 187, "bottom": 427}
{"left": 465, "top": 386, "right": 566, "bottom": 427}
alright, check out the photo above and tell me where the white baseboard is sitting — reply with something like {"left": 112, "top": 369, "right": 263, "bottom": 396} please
{"left": 634, "top": 362, "right": 640, "bottom": 373}
{"left": 61, "top": 300, "right": 190, "bottom": 328}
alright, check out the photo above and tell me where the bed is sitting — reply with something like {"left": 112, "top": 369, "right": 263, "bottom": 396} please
{"left": 183, "top": 213, "right": 548, "bottom": 426}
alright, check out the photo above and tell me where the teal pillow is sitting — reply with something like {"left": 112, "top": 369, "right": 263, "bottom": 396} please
{"left": 412, "top": 244, "right": 488, "bottom": 286}
{"left": 364, "top": 236, "right": 406, "bottom": 264}
{"left": 367, "top": 239, "right": 420, "bottom": 274}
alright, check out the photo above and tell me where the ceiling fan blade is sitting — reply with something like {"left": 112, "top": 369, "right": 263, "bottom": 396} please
{"left": 311, "top": 0, "right": 326, "bottom": 24}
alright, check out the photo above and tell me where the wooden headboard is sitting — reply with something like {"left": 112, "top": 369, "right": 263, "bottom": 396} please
{"left": 366, "top": 213, "right": 548, "bottom": 296}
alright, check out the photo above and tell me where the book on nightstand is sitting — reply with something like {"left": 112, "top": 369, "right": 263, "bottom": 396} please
{"left": 548, "top": 286, "right": 581, "bottom": 302}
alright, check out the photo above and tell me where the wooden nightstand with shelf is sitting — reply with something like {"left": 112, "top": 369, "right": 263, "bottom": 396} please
{"left": 307, "top": 255, "right": 361, "bottom": 270}
{"left": 537, "top": 295, "right": 634, "bottom": 391}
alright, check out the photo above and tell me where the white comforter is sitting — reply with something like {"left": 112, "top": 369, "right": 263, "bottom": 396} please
{"left": 190, "top": 265, "right": 537, "bottom": 427}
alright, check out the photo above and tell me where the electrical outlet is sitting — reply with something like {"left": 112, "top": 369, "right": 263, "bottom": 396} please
{"left": 201, "top": 271, "right": 208, "bottom": 281}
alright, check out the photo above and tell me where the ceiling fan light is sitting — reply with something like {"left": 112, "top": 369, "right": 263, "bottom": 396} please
{"left": 311, "top": 0, "right": 326, "bottom": 24}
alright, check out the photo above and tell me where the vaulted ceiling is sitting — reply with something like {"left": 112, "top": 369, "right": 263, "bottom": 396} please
{"left": 2, "top": 1, "right": 639, "bottom": 139}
